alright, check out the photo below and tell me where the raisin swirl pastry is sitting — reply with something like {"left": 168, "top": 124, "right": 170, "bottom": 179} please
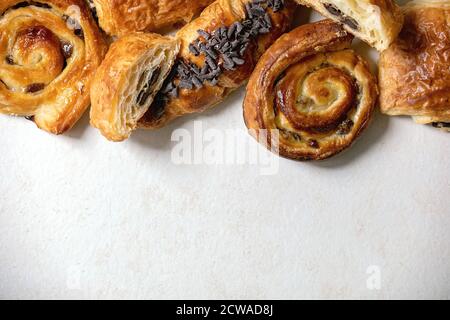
{"left": 0, "top": 0, "right": 106, "bottom": 134}
{"left": 90, "top": 33, "right": 180, "bottom": 142}
{"left": 138, "top": 0, "right": 294, "bottom": 130}
{"left": 89, "top": 0, "right": 215, "bottom": 37}
{"left": 294, "top": 0, "right": 403, "bottom": 51}
{"left": 243, "top": 20, "right": 378, "bottom": 161}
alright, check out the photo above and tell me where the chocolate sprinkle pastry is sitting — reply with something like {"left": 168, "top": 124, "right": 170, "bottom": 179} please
{"left": 155, "top": 0, "right": 285, "bottom": 112}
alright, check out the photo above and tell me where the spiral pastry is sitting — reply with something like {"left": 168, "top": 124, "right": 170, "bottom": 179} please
{"left": 243, "top": 20, "right": 378, "bottom": 161}
{"left": 0, "top": 0, "right": 106, "bottom": 134}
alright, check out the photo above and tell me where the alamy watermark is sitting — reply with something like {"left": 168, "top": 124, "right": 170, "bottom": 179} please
{"left": 171, "top": 121, "right": 280, "bottom": 175}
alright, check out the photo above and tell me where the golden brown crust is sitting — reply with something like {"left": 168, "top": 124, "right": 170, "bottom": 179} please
{"left": 0, "top": 0, "right": 107, "bottom": 134}
{"left": 90, "top": 33, "right": 180, "bottom": 142}
{"left": 138, "top": 0, "right": 295, "bottom": 129}
{"left": 295, "top": 0, "right": 404, "bottom": 51}
{"left": 91, "top": 0, "right": 215, "bottom": 37}
{"left": 379, "top": 1, "right": 450, "bottom": 130}
{"left": 243, "top": 20, "right": 379, "bottom": 161}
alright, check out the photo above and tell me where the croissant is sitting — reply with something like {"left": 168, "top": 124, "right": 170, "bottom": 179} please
{"left": 89, "top": 0, "right": 215, "bottom": 37}
{"left": 243, "top": 20, "right": 378, "bottom": 161}
{"left": 137, "top": 0, "right": 295, "bottom": 130}
{"left": 0, "top": 0, "right": 107, "bottom": 134}
{"left": 90, "top": 33, "right": 180, "bottom": 141}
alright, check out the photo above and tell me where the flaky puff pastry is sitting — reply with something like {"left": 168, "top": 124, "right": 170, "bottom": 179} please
{"left": 295, "top": 0, "right": 403, "bottom": 51}
{"left": 379, "top": 0, "right": 450, "bottom": 132}
{"left": 243, "top": 20, "right": 378, "bottom": 161}
{"left": 90, "top": 33, "right": 180, "bottom": 141}
{"left": 89, "top": 0, "right": 215, "bottom": 37}
{"left": 0, "top": 0, "right": 106, "bottom": 134}
{"left": 138, "top": 0, "right": 294, "bottom": 129}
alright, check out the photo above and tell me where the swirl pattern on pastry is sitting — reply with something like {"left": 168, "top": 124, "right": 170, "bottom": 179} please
{"left": 138, "top": 0, "right": 294, "bottom": 129}
{"left": 243, "top": 20, "right": 378, "bottom": 161}
{"left": 0, "top": 0, "right": 106, "bottom": 134}
{"left": 90, "top": 33, "right": 180, "bottom": 142}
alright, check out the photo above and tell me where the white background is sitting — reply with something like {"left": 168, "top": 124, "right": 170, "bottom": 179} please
{"left": 1, "top": 1, "right": 449, "bottom": 299}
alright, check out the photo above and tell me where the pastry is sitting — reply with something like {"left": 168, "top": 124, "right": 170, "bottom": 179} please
{"left": 0, "top": 0, "right": 107, "bottom": 134}
{"left": 90, "top": 33, "right": 180, "bottom": 142}
{"left": 89, "top": 0, "right": 215, "bottom": 37}
{"left": 294, "top": 0, "right": 404, "bottom": 51}
{"left": 138, "top": 0, "right": 294, "bottom": 130}
{"left": 243, "top": 20, "right": 378, "bottom": 161}
{"left": 379, "top": 0, "right": 450, "bottom": 131}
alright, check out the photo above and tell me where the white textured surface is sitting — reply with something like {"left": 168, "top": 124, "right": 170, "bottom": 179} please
{"left": 1, "top": 4, "right": 450, "bottom": 300}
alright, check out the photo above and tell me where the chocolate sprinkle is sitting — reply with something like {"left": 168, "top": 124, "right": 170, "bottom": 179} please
{"left": 156, "top": 0, "right": 285, "bottom": 106}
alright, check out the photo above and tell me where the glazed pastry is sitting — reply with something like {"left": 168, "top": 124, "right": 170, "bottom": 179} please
{"left": 243, "top": 20, "right": 378, "bottom": 161}
{"left": 89, "top": 0, "right": 215, "bottom": 37}
{"left": 90, "top": 33, "right": 180, "bottom": 142}
{"left": 0, "top": 0, "right": 106, "bottom": 134}
{"left": 379, "top": 0, "right": 450, "bottom": 132}
{"left": 295, "top": 0, "right": 403, "bottom": 51}
{"left": 138, "top": 0, "right": 294, "bottom": 129}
